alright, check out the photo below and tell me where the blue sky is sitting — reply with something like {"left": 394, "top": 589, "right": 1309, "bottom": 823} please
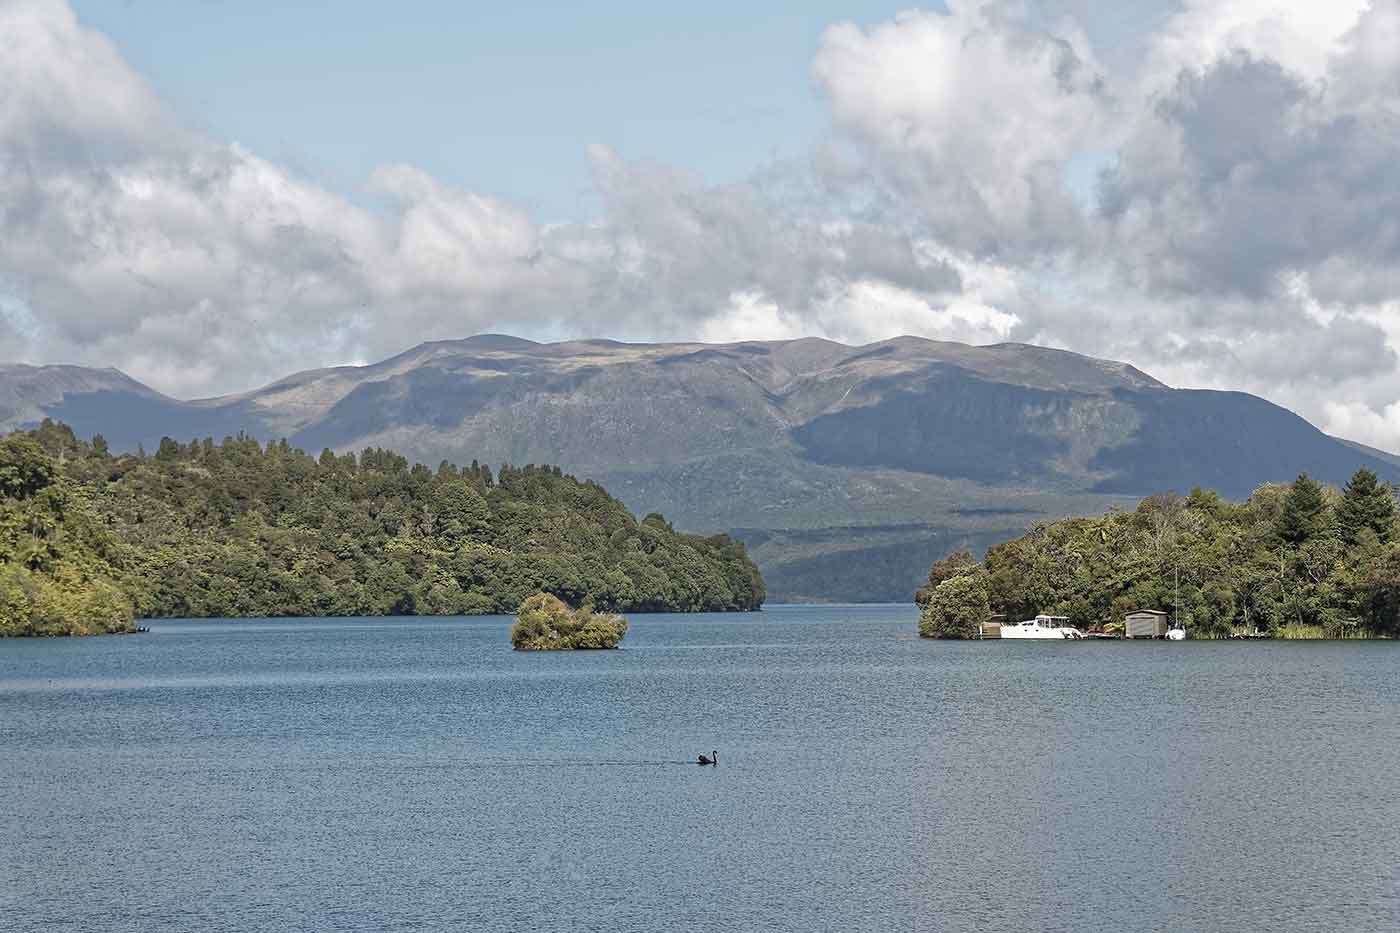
{"left": 72, "top": 1, "right": 921, "bottom": 219}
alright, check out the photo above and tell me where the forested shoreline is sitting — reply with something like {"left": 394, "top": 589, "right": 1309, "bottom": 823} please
{"left": 918, "top": 469, "right": 1400, "bottom": 639}
{"left": 1, "top": 422, "right": 764, "bottom": 636}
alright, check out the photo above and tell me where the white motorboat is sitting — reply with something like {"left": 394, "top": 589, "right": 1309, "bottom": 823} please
{"left": 986, "top": 615, "right": 1085, "bottom": 639}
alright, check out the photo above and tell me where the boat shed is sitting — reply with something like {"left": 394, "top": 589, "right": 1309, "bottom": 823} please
{"left": 1124, "top": 609, "right": 1170, "bottom": 639}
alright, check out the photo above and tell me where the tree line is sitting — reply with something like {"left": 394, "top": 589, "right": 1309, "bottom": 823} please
{"left": 918, "top": 468, "right": 1400, "bottom": 638}
{"left": 1, "top": 421, "right": 764, "bottom": 635}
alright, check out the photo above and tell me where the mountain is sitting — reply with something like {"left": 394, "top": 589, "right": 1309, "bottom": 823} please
{"left": 5, "top": 335, "right": 1398, "bottom": 601}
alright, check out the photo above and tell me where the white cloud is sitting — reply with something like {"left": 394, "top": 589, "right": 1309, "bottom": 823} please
{"left": 0, "top": 0, "right": 967, "bottom": 395}
{"left": 1144, "top": 0, "right": 1372, "bottom": 88}
{"left": 1321, "top": 399, "right": 1400, "bottom": 452}
{"left": 813, "top": 1, "right": 1109, "bottom": 257}
{"left": 6, "top": 0, "right": 1400, "bottom": 451}
{"left": 699, "top": 291, "right": 808, "bottom": 344}
{"left": 819, "top": 279, "right": 1021, "bottom": 346}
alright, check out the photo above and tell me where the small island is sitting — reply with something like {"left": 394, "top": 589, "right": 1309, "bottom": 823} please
{"left": 917, "top": 468, "right": 1400, "bottom": 639}
{"left": 511, "top": 593, "right": 628, "bottom": 650}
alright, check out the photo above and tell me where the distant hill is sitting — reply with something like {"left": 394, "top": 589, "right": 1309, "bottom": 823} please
{"left": 5, "top": 335, "right": 1397, "bottom": 601}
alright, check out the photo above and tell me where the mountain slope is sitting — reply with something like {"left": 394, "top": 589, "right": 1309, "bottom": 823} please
{"left": 5, "top": 335, "right": 1396, "bottom": 601}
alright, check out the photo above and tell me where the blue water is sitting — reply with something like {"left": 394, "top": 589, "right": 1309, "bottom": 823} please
{"left": 2, "top": 605, "right": 1399, "bottom": 932}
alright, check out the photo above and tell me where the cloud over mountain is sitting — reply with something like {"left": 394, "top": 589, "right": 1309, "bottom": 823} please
{"left": 3, "top": 0, "right": 1400, "bottom": 449}
{"left": 0, "top": 0, "right": 965, "bottom": 397}
{"left": 813, "top": 2, "right": 1108, "bottom": 258}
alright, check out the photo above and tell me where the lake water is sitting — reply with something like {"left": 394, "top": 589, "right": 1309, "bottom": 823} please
{"left": 2, "top": 605, "right": 1398, "bottom": 932}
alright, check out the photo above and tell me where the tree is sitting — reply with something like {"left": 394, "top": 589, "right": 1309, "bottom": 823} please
{"left": 1337, "top": 467, "right": 1396, "bottom": 545}
{"left": 0, "top": 436, "right": 58, "bottom": 500}
{"left": 0, "top": 446, "right": 135, "bottom": 636}
{"left": 1278, "top": 473, "right": 1329, "bottom": 545}
{"left": 431, "top": 482, "right": 489, "bottom": 544}
{"left": 914, "top": 549, "right": 978, "bottom": 606}
{"left": 1355, "top": 544, "right": 1400, "bottom": 636}
{"left": 918, "top": 572, "right": 990, "bottom": 639}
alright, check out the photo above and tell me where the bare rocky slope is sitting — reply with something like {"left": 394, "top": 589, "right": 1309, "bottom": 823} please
{"left": 6, "top": 335, "right": 1396, "bottom": 601}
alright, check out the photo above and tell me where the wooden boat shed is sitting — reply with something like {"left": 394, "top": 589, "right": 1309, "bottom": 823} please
{"left": 1124, "top": 609, "right": 1170, "bottom": 639}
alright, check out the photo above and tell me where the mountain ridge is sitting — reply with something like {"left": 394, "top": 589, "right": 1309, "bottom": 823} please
{"left": 3, "top": 335, "right": 1394, "bottom": 601}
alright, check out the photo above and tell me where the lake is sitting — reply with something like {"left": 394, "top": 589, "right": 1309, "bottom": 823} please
{"left": 3, "top": 605, "right": 1398, "bottom": 932}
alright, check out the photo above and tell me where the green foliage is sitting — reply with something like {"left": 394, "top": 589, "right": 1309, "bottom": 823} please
{"left": 1273, "top": 623, "right": 1330, "bottom": 640}
{"left": 511, "top": 592, "right": 628, "bottom": 650}
{"left": 0, "top": 423, "right": 764, "bottom": 632}
{"left": 918, "top": 570, "right": 989, "bottom": 639}
{"left": 931, "top": 469, "right": 1400, "bottom": 638}
{"left": 0, "top": 564, "right": 134, "bottom": 637}
{"left": 0, "top": 435, "right": 58, "bottom": 500}
{"left": 1278, "top": 473, "right": 1328, "bottom": 545}
{"left": 1337, "top": 467, "right": 1395, "bottom": 545}
{"left": 914, "top": 549, "right": 978, "bottom": 607}
{"left": 1, "top": 434, "right": 135, "bottom": 635}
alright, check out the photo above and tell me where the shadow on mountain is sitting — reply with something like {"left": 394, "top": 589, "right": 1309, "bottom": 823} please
{"left": 46, "top": 392, "right": 271, "bottom": 451}
{"left": 737, "top": 526, "right": 1022, "bottom": 603}
{"left": 791, "top": 374, "right": 1069, "bottom": 482}
{"left": 1090, "top": 389, "right": 1400, "bottom": 498}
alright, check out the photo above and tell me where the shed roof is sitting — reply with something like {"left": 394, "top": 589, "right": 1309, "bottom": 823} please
{"left": 1124, "top": 609, "right": 1169, "bottom": 617}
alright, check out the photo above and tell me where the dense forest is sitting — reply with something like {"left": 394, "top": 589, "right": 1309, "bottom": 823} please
{"left": 918, "top": 469, "right": 1400, "bottom": 638}
{"left": 0, "top": 433, "right": 136, "bottom": 635}
{"left": 0, "top": 421, "right": 764, "bottom": 635}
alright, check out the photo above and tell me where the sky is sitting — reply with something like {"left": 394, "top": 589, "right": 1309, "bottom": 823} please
{"left": 64, "top": 1, "right": 920, "bottom": 219}
{"left": 4, "top": 0, "right": 1400, "bottom": 449}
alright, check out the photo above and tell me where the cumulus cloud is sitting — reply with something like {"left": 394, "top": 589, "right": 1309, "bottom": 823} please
{"left": 1100, "top": 47, "right": 1400, "bottom": 303}
{"left": 1323, "top": 399, "right": 1400, "bottom": 452}
{"left": 1142, "top": 0, "right": 1372, "bottom": 87}
{"left": 0, "top": 0, "right": 972, "bottom": 396}
{"left": 813, "top": 0, "right": 1109, "bottom": 258}
{"left": 5, "top": 0, "right": 1400, "bottom": 450}
{"left": 572, "top": 145, "right": 961, "bottom": 335}
{"left": 804, "top": 0, "right": 1400, "bottom": 447}
{"left": 1076, "top": 0, "right": 1400, "bottom": 435}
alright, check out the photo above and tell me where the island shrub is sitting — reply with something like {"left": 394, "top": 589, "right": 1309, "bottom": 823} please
{"left": 511, "top": 592, "right": 627, "bottom": 650}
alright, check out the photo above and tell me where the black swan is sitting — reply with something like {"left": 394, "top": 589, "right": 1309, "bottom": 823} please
{"left": 697, "top": 750, "right": 717, "bottom": 766}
